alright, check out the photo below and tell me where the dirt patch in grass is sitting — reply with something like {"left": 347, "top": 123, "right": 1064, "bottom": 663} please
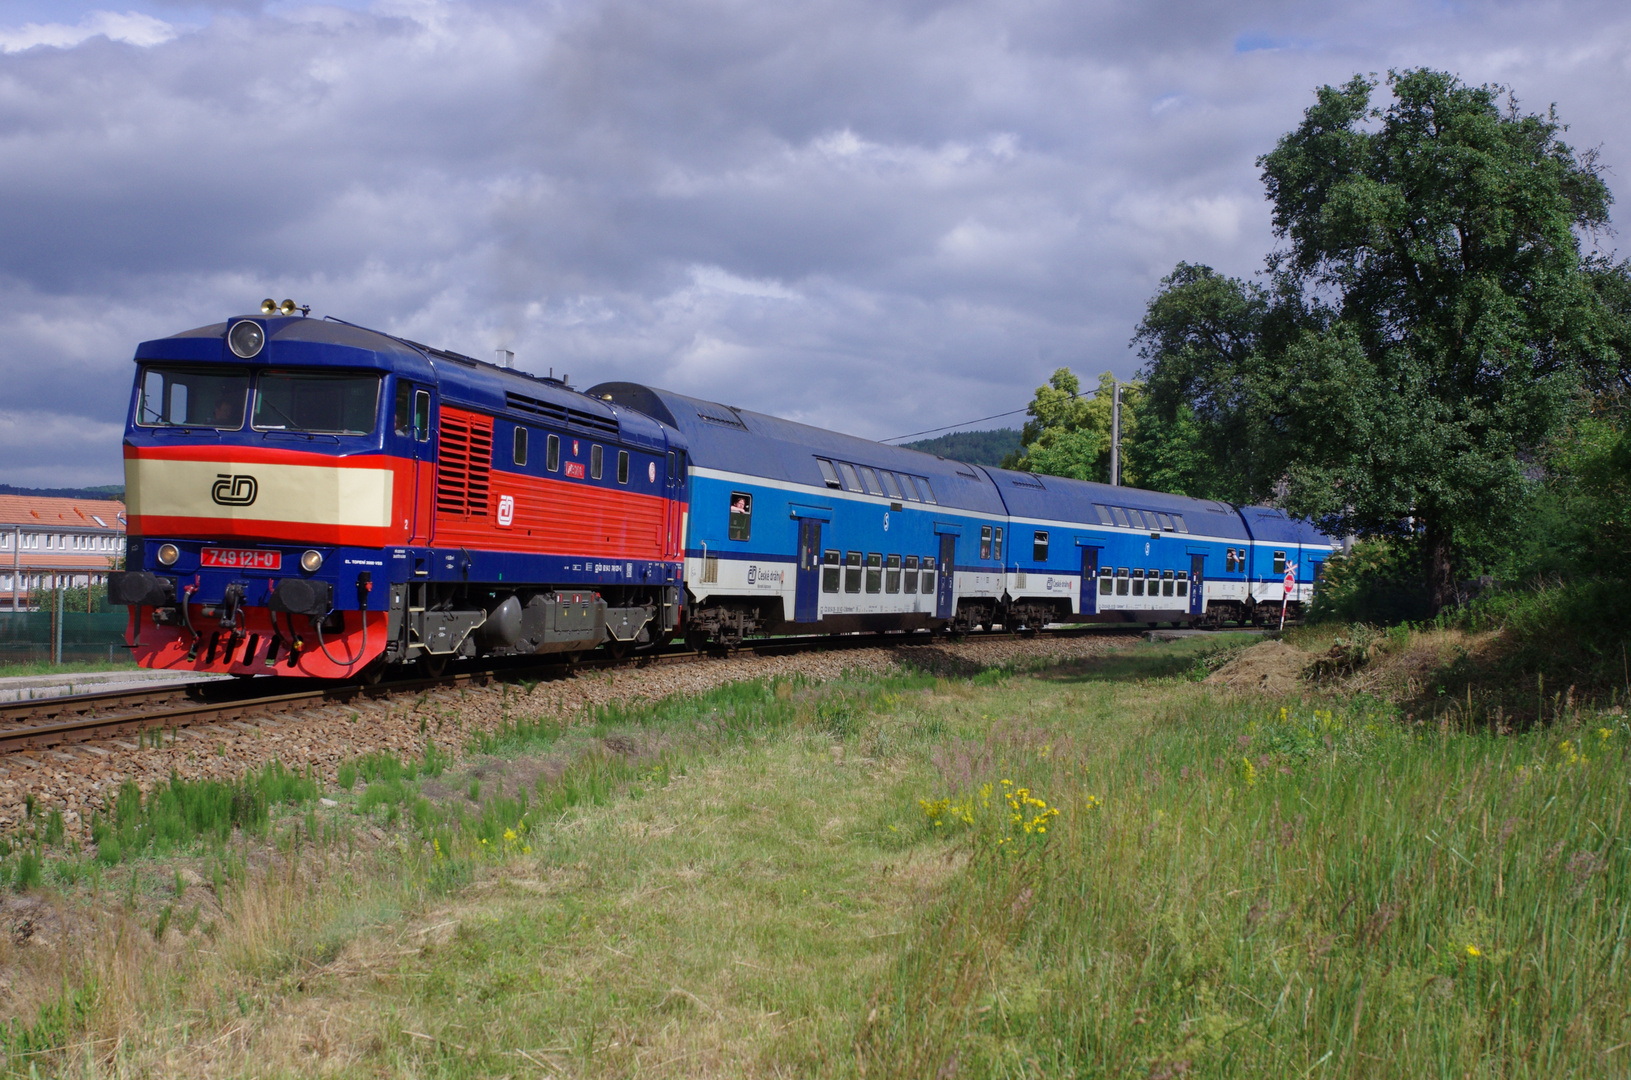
{"left": 1203, "top": 639, "right": 1312, "bottom": 697}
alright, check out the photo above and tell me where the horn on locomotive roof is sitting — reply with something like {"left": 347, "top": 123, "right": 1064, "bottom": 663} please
{"left": 258, "top": 297, "right": 310, "bottom": 317}
{"left": 260, "top": 298, "right": 277, "bottom": 314}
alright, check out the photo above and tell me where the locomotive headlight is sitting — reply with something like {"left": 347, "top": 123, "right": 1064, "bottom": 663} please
{"left": 300, "top": 549, "right": 324, "bottom": 573}
{"left": 227, "top": 319, "right": 265, "bottom": 358}
{"left": 156, "top": 543, "right": 179, "bottom": 566}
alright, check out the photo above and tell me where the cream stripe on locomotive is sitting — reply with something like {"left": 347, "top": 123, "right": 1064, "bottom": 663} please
{"left": 125, "top": 457, "right": 394, "bottom": 529}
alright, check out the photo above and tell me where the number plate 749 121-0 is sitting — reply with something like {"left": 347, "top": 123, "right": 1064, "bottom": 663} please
{"left": 200, "top": 548, "right": 282, "bottom": 570}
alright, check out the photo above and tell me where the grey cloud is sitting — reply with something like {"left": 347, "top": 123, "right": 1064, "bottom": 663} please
{"left": 2, "top": 0, "right": 1630, "bottom": 486}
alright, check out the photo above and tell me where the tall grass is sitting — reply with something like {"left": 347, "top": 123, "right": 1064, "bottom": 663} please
{"left": 870, "top": 696, "right": 1631, "bottom": 1078}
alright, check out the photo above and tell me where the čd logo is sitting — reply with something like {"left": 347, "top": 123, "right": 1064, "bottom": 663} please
{"left": 211, "top": 474, "right": 259, "bottom": 506}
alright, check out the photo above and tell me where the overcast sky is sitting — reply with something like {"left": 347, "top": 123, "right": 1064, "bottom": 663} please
{"left": 2, "top": 0, "right": 1629, "bottom": 487}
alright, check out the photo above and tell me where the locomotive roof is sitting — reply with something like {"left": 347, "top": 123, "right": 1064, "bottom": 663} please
{"left": 132, "top": 315, "right": 674, "bottom": 452}
{"left": 586, "top": 383, "right": 1009, "bottom": 516}
{"left": 978, "top": 464, "right": 1252, "bottom": 541}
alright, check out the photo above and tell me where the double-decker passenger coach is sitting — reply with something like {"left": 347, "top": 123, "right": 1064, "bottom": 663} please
{"left": 110, "top": 308, "right": 687, "bottom": 678}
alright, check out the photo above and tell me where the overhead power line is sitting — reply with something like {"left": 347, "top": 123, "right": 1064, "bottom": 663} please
{"left": 882, "top": 382, "right": 1110, "bottom": 444}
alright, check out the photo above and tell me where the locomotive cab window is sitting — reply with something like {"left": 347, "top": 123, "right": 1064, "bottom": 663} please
{"left": 817, "top": 458, "right": 842, "bottom": 489}
{"left": 903, "top": 555, "right": 919, "bottom": 593}
{"left": 546, "top": 434, "right": 560, "bottom": 472}
{"left": 394, "top": 382, "right": 413, "bottom": 437}
{"left": 617, "top": 449, "right": 630, "bottom": 484}
{"left": 253, "top": 370, "right": 380, "bottom": 435}
{"left": 1272, "top": 551, "right": 1287, "bottom": 575}
{"left": 844, "top": 551, "right": 863, "bottom": 594}
{"left": 728, "top": 492, "right": 753, "bottom": 541}
{"left": 1033, "top": 531, "right": 1049, "bottom": 562}
{"left": 513, "top": 427, "right": 527, "bottom": 466}
{"left": 590, "top": 444, "right": 603, "bottom": 479}
{"left": 823, "top": 550, "right": 841, "bottom": 593}
{"left": 137, "top": 365, "right": 249, "bottom": 429}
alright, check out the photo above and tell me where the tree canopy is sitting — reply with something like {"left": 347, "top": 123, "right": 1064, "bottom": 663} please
{"left": 1003, "top": 369, "right": 1138, "bottom": 484}
{"left": 1136, "top": 69, "right": 1625, "bottom": 611}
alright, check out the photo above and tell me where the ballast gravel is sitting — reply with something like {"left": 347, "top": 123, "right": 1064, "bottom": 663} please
{"left": 0, "top": 633, "right": 1127, "bottom": 838}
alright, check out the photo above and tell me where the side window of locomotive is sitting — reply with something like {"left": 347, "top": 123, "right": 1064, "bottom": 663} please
{"left": 590, "top": 444, "right": 603, "bottom": 480}
{"left": 1033, "top": 531, "right": 1049, "bottom": 562}
{"left": 617, "top": 449, "right": 630, "bottom": 484}
{"left": 394, "top": 383, "right": 413, "bottom": 437}
{"left": 885, "top": 554, "right": 901, "bottom": 593}
{"left": 921, "top": 555, "right": 936, "bottom": 594}
{"left": 903, "top": 555, "right": 919, "bottom": 593}
{"left": 1272, "top": 550, "right": 1287, "bottom": 575}
{"left": 823, "top": 550, "right": 841, "bottom": 593}
{"left": 728, "top": 492, "right": 752, "bottom": 541}
{"left": 546, "top": 434, "right": 561, "bottom": 472}
{"left": 844, "top": 551, "right": 863, "bottom": 594}
{"left": 513, "top": 427, "right": 527, "bottom": 467}
{"left": 413, "top": 390, "right": 430, "bottom": 440}
{"left": 817, "top": 458, "right": 842, "bottom": 488}
{"left": 668, "top": 451, "right": 677, "bottom": 480}
{"left": 1099, "top": 567, "right": 1113, "bottom": 595}
{"left": 838, "top": 462, "right": 862, "bottom": 492}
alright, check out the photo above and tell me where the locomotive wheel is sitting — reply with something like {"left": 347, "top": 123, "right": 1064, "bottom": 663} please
{"left": 359, "top": 659, "right": 387, "bottom": 686}
{"left": 605, "top": 638, "right": 630, "bottom": 660}
{"left": 419, "top": 654, "right": 449, "bottom": 679}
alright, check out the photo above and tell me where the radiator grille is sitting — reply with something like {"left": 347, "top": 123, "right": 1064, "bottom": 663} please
{"left": 436, "top": 413, "right": 493, "bottom": 517}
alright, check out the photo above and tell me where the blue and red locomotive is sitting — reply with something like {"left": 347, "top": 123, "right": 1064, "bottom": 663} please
{"left": 109, "top": 307, "right": 687, "bottom": 678}
{"left": 109, "top": 304, "right": 1340, "bottom": 678}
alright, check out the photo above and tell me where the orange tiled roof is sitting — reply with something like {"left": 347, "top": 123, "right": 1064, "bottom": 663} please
{"left": 0, "top": 495, "right": 126, "bottom": 529}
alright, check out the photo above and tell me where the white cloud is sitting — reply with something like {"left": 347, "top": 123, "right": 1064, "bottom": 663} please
{"left": 0, "top": 10, "right": 178, "bottom": 53}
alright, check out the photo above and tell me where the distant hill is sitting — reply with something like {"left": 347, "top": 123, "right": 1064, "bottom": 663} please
{"left": 899, "top": 428, "right": 1022, "bottom": 467}
{"left": 0, "top": 484, "right": 125, "bottom": 501}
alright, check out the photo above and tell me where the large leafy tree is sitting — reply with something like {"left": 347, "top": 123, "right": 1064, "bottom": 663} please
{"left": 1139, "top": 69, "right": 1619, "bottom": 611}
{"left": 1004, "top": 369, "right": 1137, "bottom": 483}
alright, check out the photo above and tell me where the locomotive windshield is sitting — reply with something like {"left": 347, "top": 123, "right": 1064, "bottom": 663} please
{"left": 136, "top": 366, "right": 250, "bottom": 428}
{"left": 252, "top": 370, "right": 381, "bottom": 435}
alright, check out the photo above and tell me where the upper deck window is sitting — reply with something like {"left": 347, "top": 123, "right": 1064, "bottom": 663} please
{"left": 879, "top": 471, "right": 903, "bottom": 500}
{"left": 916, "top": 477, "right": 937, "bottom": 504}
{"left": 859, "top": 467, "right": 884, "bottom": 496}
{"left": 817, "top": 459, "right": 842, "bottom": 489}
{"left": 253, "top": 371, "right": 380, "bottom": 435}
{"left": 838, "top": 462, "right": 862, "bottom": 492}
{"left": 137, "top": 366, "right": 250, "bottom": 429}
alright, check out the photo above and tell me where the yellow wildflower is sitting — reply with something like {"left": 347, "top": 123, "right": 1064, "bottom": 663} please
{"left": 1466, "top": 945, "right": 1481, "bottom": 958}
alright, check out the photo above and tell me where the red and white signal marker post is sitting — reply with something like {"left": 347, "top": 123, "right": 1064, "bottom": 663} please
{"left": 1279, "top": 563, "right": 1297, "bottom": 631}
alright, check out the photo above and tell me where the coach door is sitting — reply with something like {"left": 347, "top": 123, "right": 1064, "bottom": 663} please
{"left": 935, "top": 534, "right": 956, "bottom": 619}
{"left": 1189, "top": 554, "right": 1205, "bottom": 616}
{"left": 1079, "top": 545, "right": 1099, "bottom": 616}
{"left": 794, "top": 518, "right": 822, "bottom": 623}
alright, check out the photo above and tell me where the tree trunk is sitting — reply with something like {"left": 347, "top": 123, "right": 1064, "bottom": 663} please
{"left": 1423, "top": 518, "right": 1456, "bottom": 615}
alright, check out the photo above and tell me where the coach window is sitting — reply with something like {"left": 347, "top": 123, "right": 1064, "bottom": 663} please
{"left": 1110, "top": 507, "right": 1130, "bottom": 528}
{"left": 859, "top": 467, "right": 884, "bottom": 496}
{"left": 617, "top": 450, "right": 630, "bottom": 484}
{"left": 1176, "top": 571, "right": 1189, "bottom": 597}
{"left": 1225, "top": 550, "right": 1237, "bottom": 573}
{"left": 1099, "top": 567, "right": 1113, "bottom": 595}
{"left": 993, "top": 527, "right": 1003, "bottom": 561}
{"left": 1312, "top": 560, "right": 1325, "bottom": 580}
{"left": 823, "top": 550, "right": 841, "bottom": 593}
{"left": 1033, "top": 531, "right": 1049, "bottom": 562}
{"left": 903, "top": 556, "right": 919, "bottom": 593}
{"left": 920, "top": 555, "right": 936, "bottom": 595}
{"left": 880, "top": 471, "right": 903, "bottom": 500}
{"left": 1094, "top": 505, "right": 1112, "bottom": 525}
{"left": 844, "top": 551, "right": 863, "bottom": 594}
{"left": 1272, "top": 550, "right": 1287, "bottom": 576}
{"left": 838, "top": 462, "right": 862, "bottom": 492}
{"left": 1116, "top": 568, "right": 1130, "bottom": 596}
{"left": 899, "top": 475, "right": 920, "bottom": 501}
{"left": 917, "top": 477, "right": 937, "bottom": 504}
{"left": 1172, "top": 514, "right": 1188, "bottom": 533}
{"left": 728, "top": 492, "right": 753, "bottom": 541}
{"left": 818, "top": 459, "right": 842, "bottom": 489}
{"left": 1162, "top": 570, "right": 1175, "bottom": 597}
{"left": 865, "top": 553, "right": 883, "bottom": 593}
{"left": 979, "top": 526, "right": 992, "bottom": 560}
{"left": 513, "top": 428, "right": 528, "bottom": 466}
{"left": 590, "top": 444, "right": 603, "bottom": 480}
{"left": 545, "top": 434, "right": 560, "bottom": 472}
{"left": 1131, "top": 569, "right": 1145, "bottom": 596}
{"left": 1158, "top": 513, "right": 1175, "bottom": 532}
{"left": 885, "top": 554, "right": 901, "bottom": 593}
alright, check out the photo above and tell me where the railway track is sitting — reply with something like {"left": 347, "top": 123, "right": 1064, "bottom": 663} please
{"left": 0, "top": 624, "right": 1150, "bottom": 759}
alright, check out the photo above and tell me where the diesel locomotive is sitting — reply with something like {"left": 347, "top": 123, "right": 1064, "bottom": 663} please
{"left": 108, "top": 305, "right": 1338, "bottom": 678}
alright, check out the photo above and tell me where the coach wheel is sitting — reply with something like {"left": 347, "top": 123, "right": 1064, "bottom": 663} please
{"left": 606, "top": 638, "right": 630, "bottom": 661}
{"left": 684, "top": 630, "right": 710, "bottom": 654}
{"left": 419, "top": 654, "right": 449, "bottom": 679}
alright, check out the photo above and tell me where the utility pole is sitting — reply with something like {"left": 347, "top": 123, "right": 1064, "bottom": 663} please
{"left": 1110, "top": 380, "right": 1121, "bottom": 487}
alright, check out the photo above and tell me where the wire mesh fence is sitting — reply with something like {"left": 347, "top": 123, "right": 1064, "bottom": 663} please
{"left": 0, "top": 611, "right": 130, "bottom": 666}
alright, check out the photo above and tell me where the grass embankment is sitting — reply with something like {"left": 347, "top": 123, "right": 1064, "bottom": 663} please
{"left": 0, "top": 659, "right": 141, "bottom": 678}
{"left": 2, "top": 633, "right": 1627, "bottom": 1078}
